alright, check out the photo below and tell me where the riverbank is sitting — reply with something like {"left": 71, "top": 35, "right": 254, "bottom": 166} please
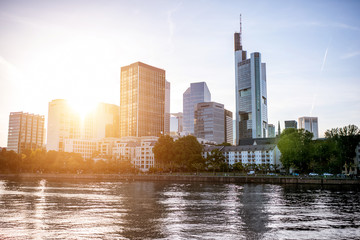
{"left": 1, "top": 173, "right": 359, "bottom": 185}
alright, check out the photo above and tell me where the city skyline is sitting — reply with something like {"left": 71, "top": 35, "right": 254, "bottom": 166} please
{"left": 1, "top": 0, "right": 360, "bottom": 147}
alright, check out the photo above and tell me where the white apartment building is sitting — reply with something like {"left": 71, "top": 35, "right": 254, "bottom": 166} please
{"left": 64, "top": 139, "right": 98, "bottom": 160}
{"left": 203, "top": 143, "right": 281, "bottom": 168}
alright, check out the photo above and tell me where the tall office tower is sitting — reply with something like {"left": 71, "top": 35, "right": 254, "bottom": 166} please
{"left": 225, "top": 109, "right": 233, "bottom": 144}
{"left": 268, "top": 124, "right": 275, "bottom": 138}
{"left": 120, "top": 62, "right": 165, "bottom": 137}
{"left": 183, "top": 82, "right": 211, "bottom": 135}
{"left": 93, "top": 103, "right": 120, "bottom": 138}
{"left": 194, "top": 102, "right": 231, "bottom": 144}
{"left": 7, "top": 112, "right": 45, "bottom": 153}
{"left": 285, "top": 120, "right": 297, "bottom": 129}
{"left": 234, "top": 16, "right": 268, "bottom": 144}
{"left": 164, "top": 80, "right": 171, "bottom": 135}
{"left": 298, "top": 116, "right": 318, "bottom": 139}
{"left": 47, "top": 99, "right": 81, "bottom": 151}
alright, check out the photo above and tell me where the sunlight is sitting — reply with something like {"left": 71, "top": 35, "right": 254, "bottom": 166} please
{"left": 68, "top": 98, "right": 97, "bottom": 120}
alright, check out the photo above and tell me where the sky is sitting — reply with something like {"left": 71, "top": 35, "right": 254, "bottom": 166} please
{"left": 0, "top": 0, "right": 360, "bottom": 147}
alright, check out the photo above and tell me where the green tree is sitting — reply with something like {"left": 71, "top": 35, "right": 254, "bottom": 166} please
{"left": 277, "top": 128, "right": 314, "bottom": 173}
{"left": 173, "top": 135, "right": 203, "bottom": 171}
{"left": 206, "top": 149, "right": 225, "bottom": 175}
{"left": 325, "top": 124, "right": 360, "bottom": 173}
{"left": 153, "top": 135, "right": 175, "bottom": 170}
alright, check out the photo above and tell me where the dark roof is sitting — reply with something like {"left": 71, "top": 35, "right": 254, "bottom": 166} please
{"left": 204, "top": 144, "right": 277, "bottom": 152}
{"left": 238, "top": 138, "right": 278, "bottom": 146}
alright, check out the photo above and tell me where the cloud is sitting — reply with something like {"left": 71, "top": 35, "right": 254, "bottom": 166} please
{"left": 166, "top": 2, "right": 182, "bottom": 47}
{"left": 341, "top": 51, "right": 360, "bottom": 59}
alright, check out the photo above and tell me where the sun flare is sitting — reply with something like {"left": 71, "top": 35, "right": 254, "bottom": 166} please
{"left": 68, "top": 98, "right": 97, "bottom": 120}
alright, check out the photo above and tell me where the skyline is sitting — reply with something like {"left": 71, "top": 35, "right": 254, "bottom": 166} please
{"left": 1, "top": 0, "right": 360, "bottom": 147}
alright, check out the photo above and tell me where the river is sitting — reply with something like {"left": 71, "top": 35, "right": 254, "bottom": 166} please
{"left": 0, "top": 177, "right": 359, "bottom": 239}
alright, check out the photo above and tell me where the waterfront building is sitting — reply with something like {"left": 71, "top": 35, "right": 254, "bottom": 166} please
{"left": 234, "top": 16, "right": 268, "bottom": 143}
{"left": 165, "top": 80, "right": 171, "bottom": 135}
{"left": 120, "top": 62, "right": 165, "bottom": 137}
{"left": 298, "top": 116, "right": 318, "bottom": 139}
{"left": 285, "top": 120, "right": 297, "bottom": 129}
{"left": 64, "top": 139, "right": 98, "bottom": 160}
{"left": 268, "top": 124, "right": 275, "bottom": 138}
{"left": 7, "top": 112, "right": 45, "bottom": 153}
{"left": 203, "top": 143, "right": 281, "bottom": 168}
{"left": 183, "top": 82, "right": 211, "bottom": 135}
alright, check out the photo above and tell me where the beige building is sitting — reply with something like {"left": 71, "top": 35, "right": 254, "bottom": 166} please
{"left": 47, "top": 99, "right": 120, "bottom": 151}
{"left": 120, "top": 62, "right": 165, "bottom": 137}
{"left": 7, "top": 112, "right": 45, "bottom": 153}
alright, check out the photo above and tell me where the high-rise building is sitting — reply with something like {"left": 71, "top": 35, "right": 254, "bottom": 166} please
{"left": 164, "top": 80, "right": 171, "bottom": 135}
{"left": 47, "top": 99, "right": 120, "bottom": 151}
{"left": 225, "top": 109, "right": 233, "bottom": 144}
{"left": 183, "top": 82, "right": 211, "bottom": 135}
{"left": 120, "top": 62, "right": 165, "bottom": 137}
{"left": 194, "top": 102, "right": 232, "bottom": 144}
{"left": 47, "top": 99, "right": 82, "bottom": 151}
{"left": 268, "top": 124, "right": 275, "bottom": 138}
{"left": 298, "top": 116, "right": 318, "bottom": 139}
{"left": 170, "top": 112, "right": 183, "bottom": 135}
{"left": 285, "top": 120, "right": 297, "bottom": 129}
{"left": 234, "top": 16, "right": 268, "bottom": 144}
{"left": 7, "top": 112, "right": 45, "bottom": 153}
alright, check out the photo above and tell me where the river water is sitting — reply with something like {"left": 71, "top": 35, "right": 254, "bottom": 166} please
{"left": 0, "top": 178, "right": 359, "bottom": 239}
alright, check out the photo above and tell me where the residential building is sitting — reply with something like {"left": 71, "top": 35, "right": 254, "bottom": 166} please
{"left": 268, "top": 124, "right": 275, "bottom": 138}
{"left": 203, "top": 143, "right": 281, "bottom": 168}
{"left": 183, "top": 82, "right": 211, "bottom": 135}
{"left": 165, "top": 80, "right": 171, "bottom": 135}
{"left": 234, "top": 16, "right": 268, "bottom": 143}
{"left": 64, "top": 139, "right": 97, "bottom": 160}
{"left": 298, "top": 116, "right": 318, "bottom": 139}
{"left": 7, "top": 112, "right": 45, "bottom": 153}
{"left": 120, "top": 62, "right": 165, "bottom": 137}
{"left": 285, "top": 120, "right": 297, "bottom": 129}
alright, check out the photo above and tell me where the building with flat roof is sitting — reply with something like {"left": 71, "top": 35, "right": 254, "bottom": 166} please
{"left": 298, "top": 116, "right": 318, "bottom": 139}
{"left": 234, "top": 16, "right": 268, "bottom": 143}
{"left": 268, "top": 124, "right": 275, "bottom": 138}
{"left": 165, "top": 80, "right": 171, "bottom": 135}
{"left": 183, "top": 82, "right": 211, "bottom": 135}
{"left": 120, "top": 62, "right": 165, "bottom": 137}
{"left": 7, "top": 112, "right": 45, "bottom": 153}
{"left": 285, "top": 120, "right": 297, "bottom": 129}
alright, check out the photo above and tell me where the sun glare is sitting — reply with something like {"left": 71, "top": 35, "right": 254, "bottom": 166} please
{"left": 68, "top": 98, "right": 97, "bottom": 120}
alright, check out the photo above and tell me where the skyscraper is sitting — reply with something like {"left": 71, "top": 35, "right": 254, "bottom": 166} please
{"left": 225, "top": 109, "right": 233, "bottom": 144}
{"left": 7, "top": 112, "right": 45, "bottom": 153}
{"left": 183, "top": 82, "right": 211, "bottom": 135}
{"left": 234, "top": 16, "right": 268, "bottom": 144}
{"left": 120, "top": 62, "right": 165, "bottom": 137}
{"left": 164, "top": 80, "right": 171, "bottom": 135}
{"left": 298, "top": 116, "right": 318, "bottom": 139}
{"left": 285, "top": 120, "right": 297, "bottom": 129}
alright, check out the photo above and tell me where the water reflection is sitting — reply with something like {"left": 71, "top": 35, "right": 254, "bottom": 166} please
{"left": 0, "top": 178, "right": 359, "bottom": 239}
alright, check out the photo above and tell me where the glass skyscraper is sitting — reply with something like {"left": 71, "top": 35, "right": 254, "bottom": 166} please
{"left": 183, "top": 82, "right": 211, "bottom": 135}
{"left": 234, "top": 17, "right": 268, "bottom": 144}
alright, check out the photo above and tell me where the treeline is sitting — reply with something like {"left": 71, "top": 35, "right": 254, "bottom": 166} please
{"left": 278, "top": 124, "right": 360, "bottom": 174}
{"left": 0, "top": 149, "right": 136, "bottom": 174}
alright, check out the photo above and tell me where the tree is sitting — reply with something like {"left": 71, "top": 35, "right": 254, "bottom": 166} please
{"left": 206, "top": 149, "right": 225, "bottom": 175}
{"left": 173, "top": 135, "right": 203, "bottom": 171}
{"left": 325, "top": 124, "right": 360, "bottom": 173}
{"left": 277, "top": 128, "right": 314, "bottom": 173}
{"left": 153, "top": 135, "right": 175, "bottom": 170}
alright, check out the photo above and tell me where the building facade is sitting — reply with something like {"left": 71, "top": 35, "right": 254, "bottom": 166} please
{"left": 203, "top": 143, "right": 281, "bottom": 168}
{"left": 225, "top": 109, "right": 233, "bottom": 144}
{"left": 164, "top": 80, "right": 171, "bottom": 135}
{"left": 285, "top": 120, "right": 297, "bottom": 129}
{"left": 120, "top": 62, "right": 165, "bottom": 137}
{"left": 183, "top": 82, "right": 211, "bottom": 135}
{"left": 7, "top": 112, "right": 45, "bottom": 153}
{"left": 170, "top": 112, "right": 183, "bottom": 136}
{"left": 234, "top": 18, "right": 268, "bottom": 143}
{"left": 298, "top": 116, "right": 318, "bottom": 139}
{"left": 268, "top": 124, "right": 275, "bottom": 138}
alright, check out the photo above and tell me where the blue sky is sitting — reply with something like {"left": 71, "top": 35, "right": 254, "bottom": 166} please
{"left": 0, "top": 0, "right": 359, "bottom": 146}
